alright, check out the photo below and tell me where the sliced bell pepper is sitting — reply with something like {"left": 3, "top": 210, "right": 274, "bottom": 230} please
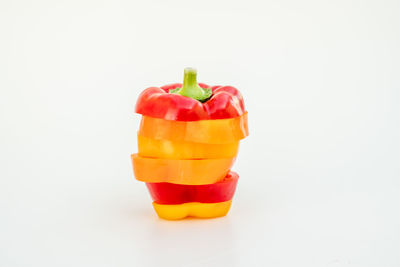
{"left": 131, "top": 154, "right": 235, "bottom": 185}
{"left": 137, "top": 135, "right": 239, "bottom": 159}
{"left": 146, "top": 172, "right": 239, "bottom": 204}
{"left": 138, "top": 112, "right": 248, "bottom": 144}
{"left": 135, "top": 68, "right": 245, "bottom": 121}
{"left": 132, "top": 68, "right": 248, "bottom": 219}
{"left": 152, "top": 200, "right": 232, "bottom": 220}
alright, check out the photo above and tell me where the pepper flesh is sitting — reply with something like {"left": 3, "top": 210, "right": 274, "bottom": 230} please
{"left": 138, "top": 135, "right": 239, "bottom": 159}
{"left": 152, "top": 200, "right": 232, "bottom": 220}
{"left": 131, "top": 154, "right": 235, "bottom": 185}
{"left": 138, "top": 112, "right": 248, "bottom": 144}
{"left": 146, "top": 172, "right": 238, "bottom": 204}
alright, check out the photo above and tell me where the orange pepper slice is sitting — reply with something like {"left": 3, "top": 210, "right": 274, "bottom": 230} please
{"left": 131, "top": 154, "right": 235, "bottom": 185}
{"left": 138, "top": 112, "right": 248, "bottom": 144}
{"left": 137, "top": 135, "right": 239, "bottom": 159}
{"left": 152, "top": 200, "right": 232, "bottom": 220}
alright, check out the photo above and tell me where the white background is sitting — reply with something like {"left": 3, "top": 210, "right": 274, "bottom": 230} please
{"left": 1, "top": 0, "right": 399, "bottom": 266}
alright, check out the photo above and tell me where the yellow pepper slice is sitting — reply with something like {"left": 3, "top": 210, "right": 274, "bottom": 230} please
{"left": 152, "top": 200, "right": 232, "bottom": 220}
{"left": 131, "top": 154, "right": 235, "bottom": 185}
{"left": 137, "top": 135, "right": 239, "bottom": 159}
{"left": 138, "top": 112, "right": 248, "bottom": 144}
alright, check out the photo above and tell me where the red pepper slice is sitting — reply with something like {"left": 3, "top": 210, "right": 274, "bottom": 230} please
{"left": 135, "top": 68, "right": 245, "bottom": 121}
{"left": 146, "top": 172, "right": 239, "bottom": 204}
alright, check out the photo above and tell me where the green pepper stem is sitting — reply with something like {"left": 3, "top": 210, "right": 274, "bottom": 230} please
{"left": 181, "top": 68, "right": 198, "bottom": 94}
{"left": 170, "top": 68, "right": 212, "bottom": 102}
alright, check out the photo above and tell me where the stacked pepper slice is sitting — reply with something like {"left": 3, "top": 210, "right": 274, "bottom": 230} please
{"left": 131, "top": 68, "right": 248, "bottom": 220}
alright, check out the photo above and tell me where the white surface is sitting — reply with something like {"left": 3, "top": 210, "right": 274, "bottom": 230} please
{"left": 1, "top": 0, "right": 400, "bottom": 266}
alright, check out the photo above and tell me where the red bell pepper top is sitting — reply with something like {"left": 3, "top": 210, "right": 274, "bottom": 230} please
{"left": 135, "top": 69, "right": 245, "bottom": 121}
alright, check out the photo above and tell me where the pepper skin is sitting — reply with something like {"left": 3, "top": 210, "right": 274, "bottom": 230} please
{"left": 138, "top": 135, "right": 239, "bottom": 159}
{"left": 135, "top": 68, "right": 245, "bottom": 121}
{"left": 152, "top": 200, "right": 232, "bottom": 220}
{"left": 131, "top": 154, "right": 235, "bottom": 185}
{"left": 138, "top": 112, "right": 248, "bottom": 144}
{"left": 146, "top": 172, "right": 239, "bottom": 204}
